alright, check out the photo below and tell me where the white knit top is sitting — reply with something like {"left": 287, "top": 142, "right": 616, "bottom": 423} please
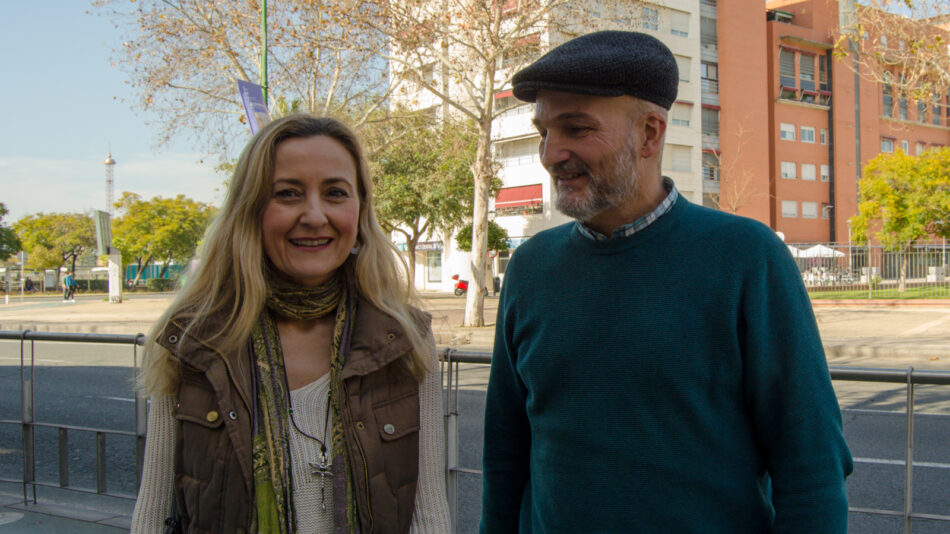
{"left": 131, "top": 357, "right": 451, "bottom": 533}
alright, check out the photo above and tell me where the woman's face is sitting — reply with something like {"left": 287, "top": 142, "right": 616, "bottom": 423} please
{"left": 262, "top": 135, "right": 361, "bottom": 287}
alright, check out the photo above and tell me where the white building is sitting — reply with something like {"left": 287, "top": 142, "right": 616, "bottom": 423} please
{"left": 390, "top": 1, "right": 707, "bottom": 292}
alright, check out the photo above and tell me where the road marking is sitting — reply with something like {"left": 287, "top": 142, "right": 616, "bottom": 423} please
{"left": 899, "top": 313, "right": 950, "bottom": 337}
{"left": 853, "top": 457, "right": 950, "bottom": 469}
{"left": 0, "top": 513, "right": 23, "bottom": 525}
{"left": 101, "top": 396, "right": 135, "bottom": 403}
{"left": 0, "top": 356, "right": 77, "bottom": 364}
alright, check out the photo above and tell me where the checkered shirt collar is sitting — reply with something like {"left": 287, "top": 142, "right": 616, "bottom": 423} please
{"left": 575, "top": 177, "right": 678, "bottom": 242}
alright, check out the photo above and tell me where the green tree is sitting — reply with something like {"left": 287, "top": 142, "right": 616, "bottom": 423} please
{"left": 13, "top": 213, "right": 96, "bottom": 279}
{"left": 0, "top": 203, "right": 22, "bottom": 261}
{"left": 369, "top": 117, "right": 494, "bottom": 282}
{"left": 113, "top": 193, "right": 217, "bottom": 284}
{"left": 455, "top": 220, "right": 510, "bottom": 253}
{"left": 849, "top": 147, "right": 950, "bottom": 291}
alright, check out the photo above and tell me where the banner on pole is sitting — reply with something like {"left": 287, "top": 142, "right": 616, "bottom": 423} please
{"left": 238, "top": 80, "right": 272, "bottom": 134}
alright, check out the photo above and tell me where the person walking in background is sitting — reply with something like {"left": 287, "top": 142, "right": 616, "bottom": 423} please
{"left": 131, "top": 115, "right": 450, "bottom": 533}
{"left": 62, "top": 271, "right": 76, "bottom": 301}
{"left": 480, "top": 31, "right": 853, "bottom": 533}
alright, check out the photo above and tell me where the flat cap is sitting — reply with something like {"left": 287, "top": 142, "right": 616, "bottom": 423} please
{"left": 512, "top": 31, "right": 678, "bottom": 109}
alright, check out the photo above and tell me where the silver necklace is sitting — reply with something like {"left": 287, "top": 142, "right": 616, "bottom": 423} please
{"left": 288, "top": 393, "right": 333, "bottom": 509}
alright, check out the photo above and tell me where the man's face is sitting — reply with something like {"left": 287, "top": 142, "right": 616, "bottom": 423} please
{"left": 533, "top": 91, "right": 640, "bottom": 223}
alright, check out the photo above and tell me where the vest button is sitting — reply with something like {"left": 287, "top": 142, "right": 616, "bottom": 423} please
{"left": 228, "top": 410, "right": 238, "bottom": 420}
{"left": 387, "top": 333, "right": 396, "bottom": 340}
{"left": 355, "top": 421, "right": 365, "bottom": 430}
{"left": 168, "top": 335, "right": 178, "bottom": 344}
{"left": 205, "top": 410, "right": 219, "bottom": 423}
{"left": 383, "top": 424, "right": 396, "bottom": 435}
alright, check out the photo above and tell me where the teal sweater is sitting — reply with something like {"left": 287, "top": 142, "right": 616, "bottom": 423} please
{"left": 480, "top": 197, "right": 852, "bottom": 533}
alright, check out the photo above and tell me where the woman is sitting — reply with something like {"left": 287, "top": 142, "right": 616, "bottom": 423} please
{"left": 131, "top": 115, "right": 451, "bottom": 533}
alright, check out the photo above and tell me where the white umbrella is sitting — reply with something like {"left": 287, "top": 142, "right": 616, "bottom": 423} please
{"left": 787, "top": 245, "right": 802, "bottom": 258}
{"left": 801, "top": 244, "right": 844, "bottom": 258}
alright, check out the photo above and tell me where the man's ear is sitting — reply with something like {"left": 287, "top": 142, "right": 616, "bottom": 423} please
{"left": 639, "top": 112, "right": 667, "bottom": 159}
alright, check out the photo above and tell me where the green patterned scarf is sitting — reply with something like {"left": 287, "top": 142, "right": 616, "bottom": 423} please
{"left": 249, "top": 271, "right": 359, "bottom": 534}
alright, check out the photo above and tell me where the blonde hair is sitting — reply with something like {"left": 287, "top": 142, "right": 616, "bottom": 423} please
{"left": 142, "top": 115, "right": 430, "bottom": 395}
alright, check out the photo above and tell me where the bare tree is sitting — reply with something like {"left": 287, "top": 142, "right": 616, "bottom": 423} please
{"left": 704, "top": 125, "right": 763, "bottom": 215}
{"left": 834, "top": 0, "right": 950, "bottom": 113}
{"left": 93, "top": 0, "right": 399, "bottom": 161}
{"left": 363, "top": 0, "right": 642, "bottom": 325}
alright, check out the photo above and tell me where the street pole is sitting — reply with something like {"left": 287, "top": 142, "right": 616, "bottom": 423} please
{"left": 261, "top": 0, "right": 268, "bottom": 106}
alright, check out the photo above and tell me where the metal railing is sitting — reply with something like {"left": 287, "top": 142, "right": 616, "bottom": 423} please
{"left": 2, "top": 333, "right": 949, "bottom": 534}
{"left": 792, "top": 243, "right": 950, "bottom": 299}
{"left": 439, "top": 348, "right": 950, "bottom": 534}
{"left": 0, "top": 330, "right": 146, "bottom": 504}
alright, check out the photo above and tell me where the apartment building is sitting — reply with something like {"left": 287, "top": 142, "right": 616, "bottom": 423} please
{"left": 763, "top": 0, "right": 950, "bottom": 243}
{"left": 392, "top": 0, "right": 950, "bottom": 290}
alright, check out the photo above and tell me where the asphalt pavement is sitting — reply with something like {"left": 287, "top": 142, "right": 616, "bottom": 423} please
{"left": 0, "top": 292, "right": 949, "bottom": 532}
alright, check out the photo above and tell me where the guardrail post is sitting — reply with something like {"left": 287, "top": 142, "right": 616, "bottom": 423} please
{"left": 904, "top": 366, "right": 915, "bottom": 534}
{"left": 58, "top": 428, "right": 69, "bottom": 487}
{"left": 133, "top": 336, "right": 147, "bottom": 490}
{"left": 20, "top": 330, "right": 35, "bottom": 505}
{"left": 97, "top": 432, "right": 107, "bottom": 494}
{"left": 443, "top": 348, "right": 460, "bottom": 534}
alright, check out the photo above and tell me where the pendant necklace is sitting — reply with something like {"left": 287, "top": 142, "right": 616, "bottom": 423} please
{"left": 288, "top": 393, "right": 333, "bottom": 510}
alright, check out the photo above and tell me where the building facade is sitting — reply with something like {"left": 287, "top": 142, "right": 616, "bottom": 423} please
{"left": 392, "top": 0, "right": 950, "bottom": 291}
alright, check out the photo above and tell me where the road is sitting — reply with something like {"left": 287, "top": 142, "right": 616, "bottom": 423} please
{"left": 1, "top": 294, "right": 950, "bottom": 532}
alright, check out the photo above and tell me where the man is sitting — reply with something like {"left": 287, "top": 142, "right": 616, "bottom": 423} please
{"left": 480, "top": 31, "right": 852, "bottom": 533}
{"left": 62, "top": 271, "right": 76, "bottom": 301}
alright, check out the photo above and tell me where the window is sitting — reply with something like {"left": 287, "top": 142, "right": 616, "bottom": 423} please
{"left": 933, "top": 94, "right": 942, "bottom": 126}
{"left": 702, "top": 152, "right": 720, "bottom": 181}
{"left": 675, "top": 55, "right": 690, "bottom": 82}
{"left": 900, "top": 140, "right": 909, "bottom": 153}
{"left": 802, "top": 202, "right": 818, "bottom": 219}
{"left": 820, "top": 128, "right": 828, "bottom": 145}
{"left": 671, "top": 145, "right": 691, "bottom": 172}
{"left": 780, "top": 123, "right": 795, "bottom": 141}
{"left": 882, "top": 85, "right": 893, "bottom": 118}
{"left": 918, "top": 100, "right": 928, "bottom": 123}
{"left": 898, "top": 94, "right": 908, "bottom": 120}
{"left": 822, "top": 203, "right": 832, "bottom": 219}
{"left": 671, "top": 103, "right": 691, "bottom": 126}
{"left": 820, "top": 164, "right": 830, "bottom": 182}
{"left": 670, "top": 11, "right": 689, "bottom": 37}
{"left": 641, "top": 6, "right": 659, "bottom": 30}
{"left": 799, "top": 54, "right": 815, "bottom": 92}
{"left": 781, "top": 161, "right": 796, "bottom": 179}
{"left": 880, "top": 35, "right": 888, "bottom": 49}
{"left": 881, "top": 138, "right": 894, "bottom": 153}
{"left": 700, "top": 16, "right": 717, "bottom": 48}
{"left": 818, "top": 55, "right": 829, "bottom": 91}
{"left": 801, "top": 163, "right": 816, "bottom": 181}
{"left": 800, "top": 126, "right": 815, "bottom": 143}
{"left": 779, "top": 49, "right": 796, "bottom": 88}
{"left": 702, "top": 108, "right": 719, "bottom": 137}
{"left": 916, "top": 142, "right": 926, "bottom": 155}
{"left": 426, "top": 251, "right": 442, "bottom": 283}
{"left": 497, "top": 138, "right": 539, "bottom": 167}
{"left": 701, "top": 62, "right": 718, "bottom": 94}
{"left": 781, "top": 200, "right": 798, "bottom": 218}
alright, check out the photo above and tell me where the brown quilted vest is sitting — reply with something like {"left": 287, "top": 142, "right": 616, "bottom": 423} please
{"left": 158, "top": 298, "right": 427, "bottom": 534}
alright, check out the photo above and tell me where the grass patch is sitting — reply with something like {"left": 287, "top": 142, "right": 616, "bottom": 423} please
{"left": 809, "top": 285, "right": 950, "bottom": 300}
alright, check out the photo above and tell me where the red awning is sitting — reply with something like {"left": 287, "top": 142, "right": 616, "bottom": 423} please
{"left": 495, "top": 184, "right": 542, "bottom": 209}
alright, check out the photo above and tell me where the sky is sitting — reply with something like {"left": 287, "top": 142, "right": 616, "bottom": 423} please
{"left": 0, "top": 2, "right": 230, "bottom": 224}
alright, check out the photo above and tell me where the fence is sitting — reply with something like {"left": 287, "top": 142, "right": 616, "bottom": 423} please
{"left": 790, "top": 242, "right": 950, "bottom": 299}
{"left": 2, "top": 334, "right": 950, "bottom": 533}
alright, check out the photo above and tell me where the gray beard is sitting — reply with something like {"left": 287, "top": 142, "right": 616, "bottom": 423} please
{"left": 554, "top": 135, "right": 639, "bottom": 223}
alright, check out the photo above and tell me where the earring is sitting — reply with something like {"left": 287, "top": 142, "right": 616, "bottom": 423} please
{"left": 350, "top": 243, "right": 361, "bottom": 255}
